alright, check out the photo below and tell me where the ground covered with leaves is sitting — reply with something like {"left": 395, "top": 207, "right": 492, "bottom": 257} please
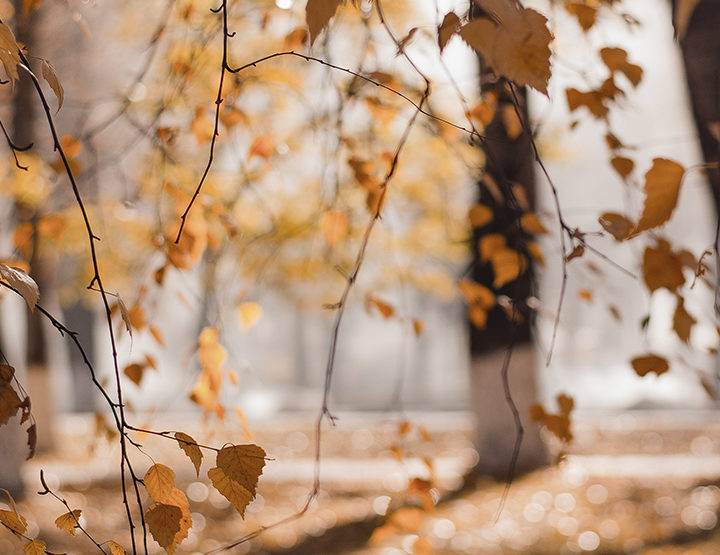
{"left": 3, "top": 411, "right": 720, "bottom": 554}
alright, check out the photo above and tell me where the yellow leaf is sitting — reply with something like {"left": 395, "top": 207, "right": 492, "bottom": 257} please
{"left": 598, "top": 212, "right": 633, "bottom": 241}
{"left": 520, "top": 212, "right": 547, "bottom": 235}
{"left": 460, "top": 2, "right": 553, "bottom": 94}
{"left": 438, "top": 11, "right": 461, "bottom": 52}
{"left": 208, "top": 444, "right": 266, "bottom": 516}
{"left": 631, "top": 354, "right": 669, "bottom": 377}
{"left": 0, "top": 263, "right": 39, "bottom": 311}
{"left": 490, "top": 249, "right": 526, "bottom": 289}
{"left": 41, "top": 59, "right": 63, "bottom": 112}
{"left": 565, "top": 2, "right": 597, "bottom": 31}
{"left": 107, "top": 541, "right": 126, "bottom": 555}
{"left": 469, "top": 304, "right": 488, "bottom": 329}
{"left": 116, "top": 294, "right": 132, "bottom": 338}
{"left": 458, "top": 279, "right": 495, "bottom": 310}
{"left": 247, "top": 136, "right": 273, "bottom": 161}
{"left": 578, "top": 289, "right": 592, "bottom": 301}
{"left": 320, "top": 210, "right": 348, "bottom": 245}
{"left": 634, "top": 159, "right": 685, "bottom": 233}
{"left": 123, "top": 363, "right": 145, "bottom": 386}
{"left": 478, "top": 233, "right": 506, "bottom": 263}
{"left": 146, "top": 504, "right": 183, "bottom": 553}
{"left": 191, "top": 107, "right": 214, "bottom": 144}
{"left": 174, "top": 432, "right": 203, "bottom": 477}
{"left": 501, "top": 104, "right": 523, "bottom": 139}
{"left": 144, "top": 464, "right": 177, "bottom": 505}
{"left": 23, "top": 540, "right": 45, "bottom": 555}
{"left": 412, "top": 319, "right": 424, "bottom": 336}
{"left": 306, "top": 0, "right": 343, "bottom": 45}
{"left": 469, "top": 204, "right": 493, "bottom": 228}
{"left": 54, "top": 509, "right": 82, "bottom": 536}
{"left": 0, "top": 509, "right": 27, "bottom": 535}
{"left": 673, "top": 297, "right": 696, "bottom": 344}
{"left": 237, "top": 302, "right": 263, "bottom": 331}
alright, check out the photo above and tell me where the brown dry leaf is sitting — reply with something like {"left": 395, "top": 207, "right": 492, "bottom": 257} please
{"left": 557, "top": 393, "right": 574, "bottom": 415}
{"left": 26, "top": 424, "right": 36, "bottom": 460}
{"left": 389, "top": 507, "right": 424, "bottom": 533}
{"left": 174, "top": 432, "right": 203, "bottom": 477}
{"left": 438, "top": 11, "right": 461, "bottom": 52}
{"left": 566, "top": 244, "right": 584, "bottom": 262}
{"left": 320, "top": 210, "right": 348, "bottom": 245}
{"left": 631, "top": 354, "right": 669, "bottom": 377}
{"left": 22, "top": 540, "right": 45, "bottom": 555}
{"left": 208, "top": 444, "right": 266, "bottom": 516}
{"left": 599, "top": 212, "right": 633, "bottom": 241}
{"left": 611, "top": 156, "right": 634, "bottom": 179}
{"left": 565, "top": 88, "right": 608, "bottom": 119}
{"left": 0, "top": 22, "right": 20, "bottom": 85}
{"left": 460, "top": 2, "right": 553, "bottom": 94}
{"left": 412, "top": 319, "right": 424, "bottom": 336}
{"left": 306, "top": 0, "right": 342, "bottom": 45}
{"left": 0, "top": 264, "right": 39, "bottom": 311}
{"left": 366, "top": 296, "right": 394, "bottom": 319}
{"left": 469, "top": 204, "right": 493, "bottom": 228}
{"left": 146, "top": 503, "right": 183, "bottom": 553}
{"left": 643, "top": 240, "right": 685, "bottom": 293}
{"left": 55, "top": 509, "right": 82, "bottom": 536}
{"left": 600, "top": 47, "right": 643, "bottom": 87}
{"left": 0, "top": 509, "right": 27, "bottom": 535}
{"left": 520, "top": 212, "right": 547, "bottom": 234}
{"left": 673, "top": 297, "right": 696, "bottom": 344}
{"left": 41, "top": 59, "right": 63, "bottom": 112}
{"left": 0, "top": 380, "right": 22, "bottom": 427}
{"left": 144, "top": 464, "right": 177, "bottom": 504}
{"left": 566, "top": 2, "right": 597, "bottom": 30}
{"left": 116, "top": 295, "right": 132, "bottom": 338}
{"left": 237, "top": 302, "right": 263, "bottom": 331}
{"left": 634, "top": 158, "right": 685, "bottom": 233}
{"left": 124, "top": 363, "right": 145, "bottom": 386}
{"left": 107, "top": 541, "right": 126, "bottom": 555}
{"left": 283, "top": 26, "right": 308, "bottom": 49}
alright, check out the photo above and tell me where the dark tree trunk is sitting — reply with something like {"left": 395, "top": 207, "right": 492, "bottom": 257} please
{"left": 467, "top": 1, "right": 548, "bottom": 479}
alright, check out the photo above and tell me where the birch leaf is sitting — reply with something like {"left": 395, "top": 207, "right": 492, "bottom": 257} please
{"left": 306, "top": 0, "right": 343, "bottom": 45}
{"left": 631, "top": 354, "right": 669, "bottom": 377}
{"left": 144, "top": 464, "right": 177, "bottom": 504}
{"left": 41, "top": 59, "right": 63, "bottom": 112}
{"left": 0, "top": 264, "right": 39, "bottom": 311}
{"left": 55, "top": 509, "right": 82, "bottom": 536}
{"left": 146, "top": 504, "right": 182, "bottom": 553}
{"left": 23, "top": 540, "right": 45, "bottom": 555}
{"left": 108, "top": 541, "right": 126, "bottom": 555}
{"left": 175, "top": 432, "right": 203, "bottom": 477}
{"left": 634, "top": 159, "right": 685, "bottom": 233}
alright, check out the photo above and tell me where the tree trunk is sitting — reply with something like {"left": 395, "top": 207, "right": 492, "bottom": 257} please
{"left": 467, "top": 1, "right": 548, "bottom": 479}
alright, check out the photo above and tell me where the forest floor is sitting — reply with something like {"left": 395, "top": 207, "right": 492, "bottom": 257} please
{"left": 4, "top": 410, "right": 720, "bottom": 554}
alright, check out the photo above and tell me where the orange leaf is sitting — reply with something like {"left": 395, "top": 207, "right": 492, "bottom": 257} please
{"left": 320, "top": 210, "right": 348, "bottom": 245}
{"left": 631, "top": 354, "right": 669, "bottom": 377}
{"left": 565, "top": 2, "right": 597, "bottom": 31}
{"left": 237, "top": 302, "right": 263, "bottom": 331}
{"left": 643, "top": 240, "right": 685, "bottom": 293}
{"left": 469, "top": 204, "right": 493, "bottom": 228}
{"left": 600, "top": 47, "right": 643, "bottom": 87}
{"left": 610, "top": 156, "right": 634, "bottom": 179}
{"left": 490, "top": 249, "right": 526, "bottom": 288}
{"left": 247, "top": 136, "right": 273, "bottom": 160}
{"left": 123, "top": 363, "right": 145, "bottom": 386}
{"left": 208, "top": 444, "right": 266, "bottom": 516}
{"left": 438, "top": 11, "right": 461, "bottom": 52}
{"left": 520, "top": 212, "right": 547, "bottom": 235}
{"left": 306, "top": 0, "right": 342, "bottom": 45}
{"left": 366, "top": 296, "right": 394, "bottom": 319}
{"left": 175, "top": 432, "right": 203, "bottom": 477}
{"left": 599, "top": 212, "right": 633, "bottom": 241}
{"left": 54, "top": 509, "right": 81, "bottom": 536}
{"left": 389, "top": 507, "right": 424, "bottom": 533}
{"left": 673, "top": 297, "right": 696, "bottom": 344}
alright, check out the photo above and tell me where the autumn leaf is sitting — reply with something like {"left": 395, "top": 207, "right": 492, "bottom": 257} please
{"left": 146, "top": 503, "right": 183, "bottom": 552}
{"left": 520, "top": 212, "right": 547, "bottom": 234}
{"left": 530, "top": 393, "right": 574, "bottom": 443}
{"left": 41, "top": 59, "right": 63, "bottom": 112}
{"left": 673, "top": 297, "right": 696, "bottom": 344}
{"left": 389, "top": 506, "right": 424, "bottom": 533}
{"left": 460, "top": 1, "right": 553, "bottom": 94}
{"left": 23, "top": 0, "right": 44, "bottom": 15}
{"left": 610, "top": 156, "right": 634, "bottom": 179}
{"left": 237, "top": 302, "right": 263, "bottom": 331}
{"left": 0, "top": 264, "right": 39, "bottom": 311}
{"left": 438, "top": 11, "right": 461, "bottom": 52}
{"left": 175, "top": 432, "right": 203, "bottom": 477}
{"left": 107, "top": 541, "right": 126, "bottom": 555}
{"left": 634, "top": 159, "right": 685, "bottom": 233}
{"left": 631, "top": 354, "right": 669, "bottom": 377}
{"left": 458, "top": 279, "right": 495, "bottom": 309}
{"left": 247, "top": 136, "right": 273, "bottom": 161}
{"left": 566, "top": 88, "right": 608, "bottom": 119}
{"left": 124, "top": 363, "right": 146, "bottom": 386}
{"left": 306, "top": 0, "right": 342, "bottom": 45}
{"left": 565, "top": 2, "right": 597, "bottom": 31}
{"left": 413, "top": 537, "right": 434, "bottom": 555}
{"left": 144, "top": 464, "right": 177, "bottom": 504}
{"left": 0, "top": 22, "right": 20, "bottom": 85}
{"left": 208, "top": 444, "right": 266, "bottom": 516}
{"left": 412, "top": 319, "right": 424, "bottom": 336}
{"left": 366, "top": 296, "right": 394, "bottom": 319}
{"left": 600, "top": 47, "right": 643, "bottom": 87}
{"left": 0, "top": 379, "right": 22, "bottom": 427}
{"left": 0, "top": 509, "right": 27, "bottom": 535}
{"left": 469, "top": 204, "right": 493, "bottom": 228}
{"left": 26, "top": 424, "right": 36, "bottom": 460}
{"left": 55, "top": 509, "right": 82, "bottom": 536}
{"left": 22, "top": 540, "right": 45, "bottom": 555}
{"left": 643, "top": 240, "right": 685, "bottom": 293}
{"left": 116, "top": 294, "right": 132, "bottom": 338}
{"left": 320, "top": 210, "right": 348, "bottom": 245}
{"left": 490, "top": 248, "right": 527, "bottom": 288}
{"left": 598, "top": 212, "right": 633, "bottom": 241}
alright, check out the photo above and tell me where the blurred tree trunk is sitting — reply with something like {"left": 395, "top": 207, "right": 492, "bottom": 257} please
{"left": 467, "top": 2, "right": 548, "bottom": 479}
{"left": 673, "top": 0, "right": 720, "bottom": 212}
